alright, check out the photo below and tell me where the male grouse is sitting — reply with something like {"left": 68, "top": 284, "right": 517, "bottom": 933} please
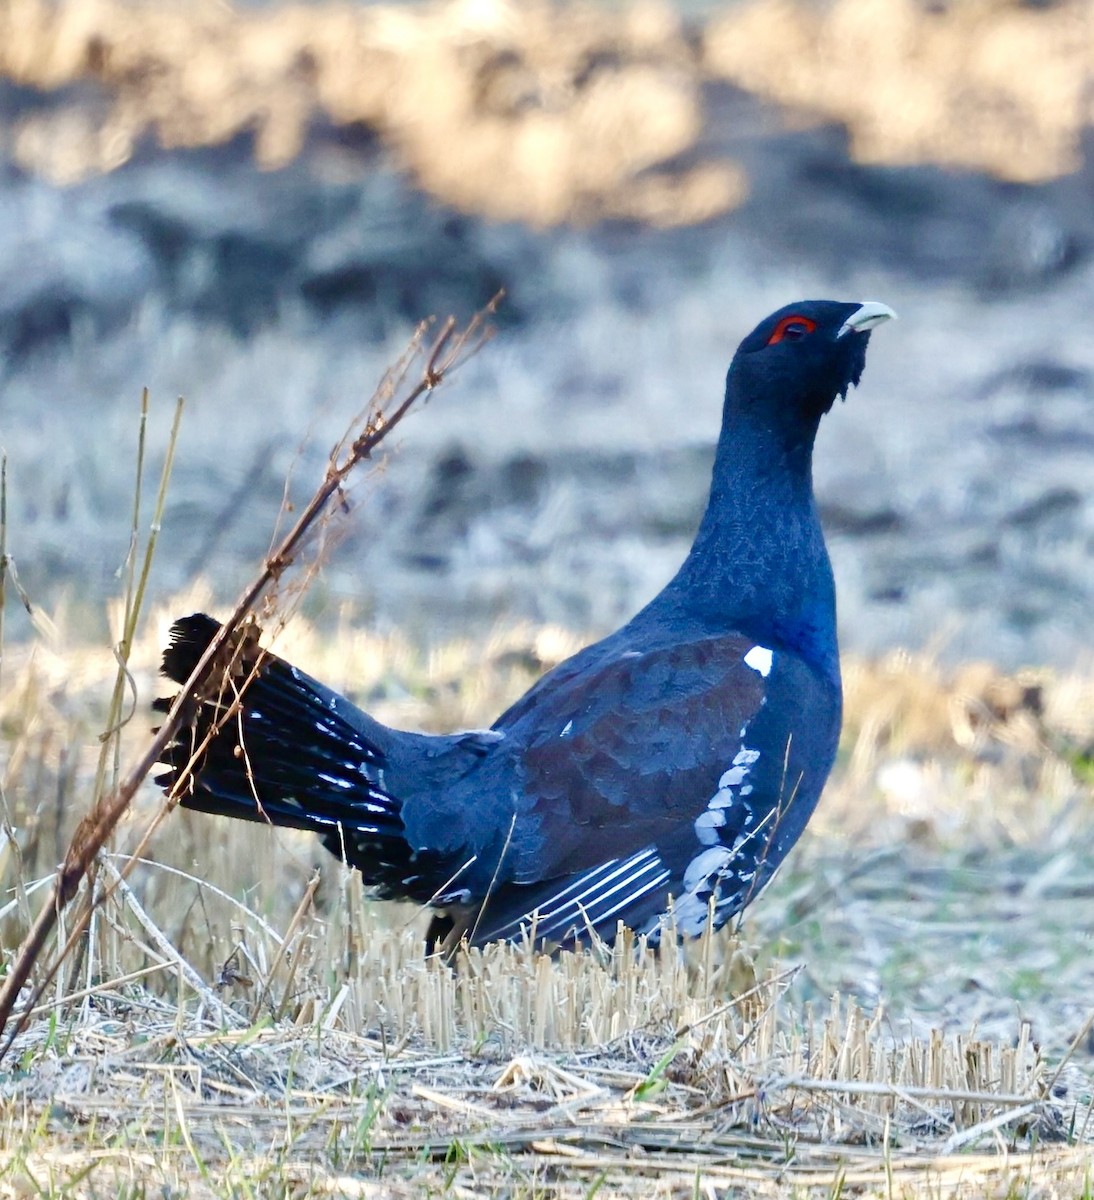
{"left": 156, "top": 299, "right": 894, "bottom": 952}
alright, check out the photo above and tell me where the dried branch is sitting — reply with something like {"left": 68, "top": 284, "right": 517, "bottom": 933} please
{"left": 0, "top": 299, "right": 499, "bottom": 1055}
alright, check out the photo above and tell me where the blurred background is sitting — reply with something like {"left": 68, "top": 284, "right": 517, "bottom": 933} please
{"left": 1, "top": 0, "right": 1092, "bottom": 668}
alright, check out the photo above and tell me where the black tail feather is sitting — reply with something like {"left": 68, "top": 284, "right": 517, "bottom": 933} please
{"left": 156, "top": 613, "right": 405, "bottom": 847}
{"left": 159, "top": 611, "right": 222, "bottom": 688}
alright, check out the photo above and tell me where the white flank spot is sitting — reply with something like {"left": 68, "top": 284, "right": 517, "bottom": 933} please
{"left": 683, "top": 847, "right": 732, "bottom": 891}
{"left": 718, "top": 765, "right": 747, "bottom": 789}
{"left": 694, "top": 809, "right": 727, "bottom": 845}
{"left": 674, "top": 732, "right": 768, "bottom": 934}
{"left": 668, "top": 891, "right": 716, "bottom": 937}
{"left": 560, "top": 719, "right": 574, "bottom": 738}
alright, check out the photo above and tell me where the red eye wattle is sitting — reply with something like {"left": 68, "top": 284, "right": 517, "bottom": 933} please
{"left": 767, "top": 315, "right": 817, "bottom": 345}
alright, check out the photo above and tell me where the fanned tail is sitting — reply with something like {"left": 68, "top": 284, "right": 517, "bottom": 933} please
{"left": 154, "top": 614, "right": 404, "bottom": 850}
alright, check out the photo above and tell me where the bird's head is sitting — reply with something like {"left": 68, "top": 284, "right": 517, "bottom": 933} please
{"left": 726, "top": 300, "right": 896, "bottom": 430}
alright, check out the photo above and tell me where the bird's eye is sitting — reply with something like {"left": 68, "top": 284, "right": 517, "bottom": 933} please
{"left": 767, "top": 315, "right": 817, "bottom": 346}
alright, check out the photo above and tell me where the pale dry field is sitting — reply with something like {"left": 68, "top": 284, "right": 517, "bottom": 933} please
{"left": 0, "top": 357, "right": 1091, "bottom": 1196}
{"left": 1, "top": 571, "right": 1093, "bottom": 1197}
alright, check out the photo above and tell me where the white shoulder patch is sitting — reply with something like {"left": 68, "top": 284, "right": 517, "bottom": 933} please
{"left": 743, "top": 645, "right": 774, "bottom": 677}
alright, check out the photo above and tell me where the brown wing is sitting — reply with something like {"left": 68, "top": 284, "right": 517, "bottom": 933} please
{"left": 508, "top": 633, "right": 768, "bottom": 876}
{"left": 465, "top": 634, "right": 839, "bottom": 947}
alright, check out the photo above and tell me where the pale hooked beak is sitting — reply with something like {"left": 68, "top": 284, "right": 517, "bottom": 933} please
{"left": 837, "top": 300, "right": 897, "bottom": 338}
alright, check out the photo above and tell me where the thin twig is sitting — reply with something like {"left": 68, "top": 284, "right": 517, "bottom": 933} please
{"left": 675, "top": 965, "right": 800, "bottom": 1039}
{"left": 109, "top": 854, "right": 286, "bottom": 946}
{"left": 97, "top": 858, "right": 244, "bottom": 1028}
{"left": 0, "top": 450, "right": 32, "bottom": 937}
{"left": 252, "top": 869, "right": 320, "bottom": 1020}
{"left": 939, "top": 1101, "right": 1044, "bottom": 1154}
{"left": 1040, "top": 1004, "right": 1094, "bottom": 1100}
{"left": 0, "top": 299, "right": 499, "bottom": 1055}
{"left": 21, "top": 961, "right": 171, "bottom": 1020}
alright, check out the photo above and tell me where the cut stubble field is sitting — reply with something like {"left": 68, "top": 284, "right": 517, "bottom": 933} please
{"left": 0, "top": 593, "right": 1092, "bottom": 1198}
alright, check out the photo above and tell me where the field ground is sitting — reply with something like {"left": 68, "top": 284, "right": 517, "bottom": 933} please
{"left": 0, "top": 601, "right": 1092, "bottom": 1197}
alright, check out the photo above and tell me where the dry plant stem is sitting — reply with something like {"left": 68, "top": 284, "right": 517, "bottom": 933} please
{"left": 111, "top": 853, "right": 286, "bottom": 946}
{"left": 97, "top": 389, "right": 181, "bottom": 782}
{"left": 775, "top": 1077, "right": 1037, "bottom": 1106}
{"left": 65, "top": 393, "right": 180, "bottom": 1009}
{"left": 1041, "top": 1004, "right": 1094, "bottom": 1099}
{"left": 0, "top": 452, "right": 33, "bottom": 937}
{"left": 22, "top": 962, "right": 170, "bottom": 1020}
{"left": 98, "top": 858, "right": 244, "bottom": 1028}
{"left": 0, "top": 302, "right": 497, "bottom": 1053}
{"left": 255, "top": 869, "right": 320, "bottom": 1021}
{"left": 674, "top": 965, "right": 800, "bottom": 1038}
{"left": 939, "top": 1101, "right": 1044, "bottom": 1154}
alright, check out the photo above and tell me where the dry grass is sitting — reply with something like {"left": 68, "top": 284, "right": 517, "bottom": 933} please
{"left": 1, "top": 596, "right": 1093, "bottom": 1197}
{"left": 3, "top": 0, "right": 1090, "bottom": 225}
{"left": 0, "top": 327, "right": 1091, "bottom": 1195}
{"left": 705, "top": 0, "right": 1092, "bottom": 183}
{"left": 0, "top": 0, "right": 739, "bottom": 225}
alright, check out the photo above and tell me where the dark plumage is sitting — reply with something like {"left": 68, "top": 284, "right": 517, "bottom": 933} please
{"left": 156, "top": 299, "right": 895, "bottom": 952}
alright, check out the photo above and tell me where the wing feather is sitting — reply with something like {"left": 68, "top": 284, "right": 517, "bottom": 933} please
{"left": 461, "top": 631, "right": 840, "bottom": 947}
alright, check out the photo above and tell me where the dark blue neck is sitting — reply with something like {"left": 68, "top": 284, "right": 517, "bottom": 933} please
{"left": 653, "top": 386, "right": 839, "bottom": 680}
